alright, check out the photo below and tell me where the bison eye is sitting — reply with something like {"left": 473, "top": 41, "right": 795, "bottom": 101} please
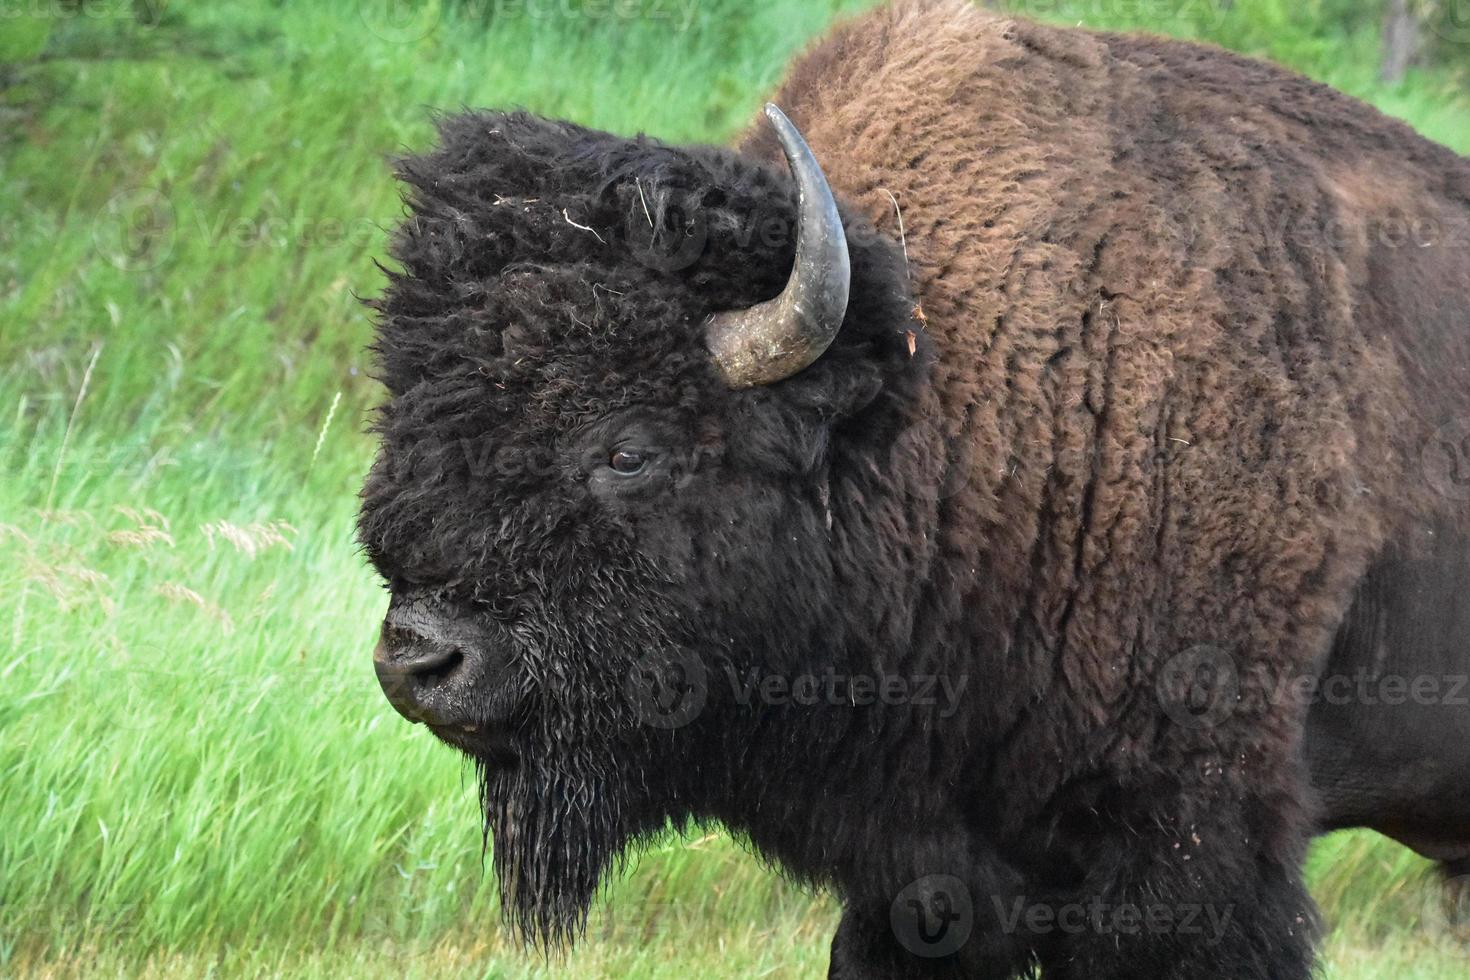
{"left": 609, "top": 448, "right": 648, "bottom": 476}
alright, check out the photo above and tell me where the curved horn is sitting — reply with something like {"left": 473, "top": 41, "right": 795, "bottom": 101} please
{"left": 705, "top": 103, "right": 851, "bottom": 389}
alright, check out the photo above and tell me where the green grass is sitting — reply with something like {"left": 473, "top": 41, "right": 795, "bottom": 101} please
{"left": 3, "top": 1, "right": 1469, "bottom": 976}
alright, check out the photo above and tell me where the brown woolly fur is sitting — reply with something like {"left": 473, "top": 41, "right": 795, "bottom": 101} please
{"left": 360, "top": 2, "right": 1470, "bottom": 977}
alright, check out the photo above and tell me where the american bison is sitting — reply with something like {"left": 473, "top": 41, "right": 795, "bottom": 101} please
{"left": 360, "top": 1, "right": 1470, "bottom": 976}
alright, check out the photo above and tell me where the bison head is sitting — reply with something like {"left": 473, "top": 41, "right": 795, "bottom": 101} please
{"left": 358, "top": 105, "right": 929, "bottom": 945}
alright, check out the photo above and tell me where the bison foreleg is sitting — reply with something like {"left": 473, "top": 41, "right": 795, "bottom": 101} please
{"left": 1032, "top": 803, "right": 1318, "bottom": 980}
{"left": 825, "top": 838, "right": 1035, "bottom": 980}
{"left": 828, "top": 900, "right": 1033, "bottom": 980}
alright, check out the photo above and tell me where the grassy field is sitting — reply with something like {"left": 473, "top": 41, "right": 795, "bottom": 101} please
{"left": 3, "top": 1, "right": 1469, "bottom": 976}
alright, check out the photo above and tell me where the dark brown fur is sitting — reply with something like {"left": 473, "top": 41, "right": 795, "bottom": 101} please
{"left": 740, "top": 1, "right": 1470, "bottom": 974}
{"left": 362, "top": 2, "right": 1470, "bottom": 976}
{"left": 748, "top": 0, "right": 1470, "bottom": 819}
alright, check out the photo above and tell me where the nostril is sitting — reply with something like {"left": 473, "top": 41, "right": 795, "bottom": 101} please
{"left": 408, "top": 643, "right": 464, "bottom": 681}
{"left": 374, "top": 609, "right": 481, "bottom": 728}
{"left": 374, "top": 627, "right": 465, "bottom": 682}
{"left": 400, "top": 645, "right": 463, "bottom": 681}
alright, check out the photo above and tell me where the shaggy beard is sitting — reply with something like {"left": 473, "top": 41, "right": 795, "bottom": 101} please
{"left": 475, "top": 741, "right": 645, "bottom": 949}
{"left": 474, "top": 600, "right": 705, "bottom": 946}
